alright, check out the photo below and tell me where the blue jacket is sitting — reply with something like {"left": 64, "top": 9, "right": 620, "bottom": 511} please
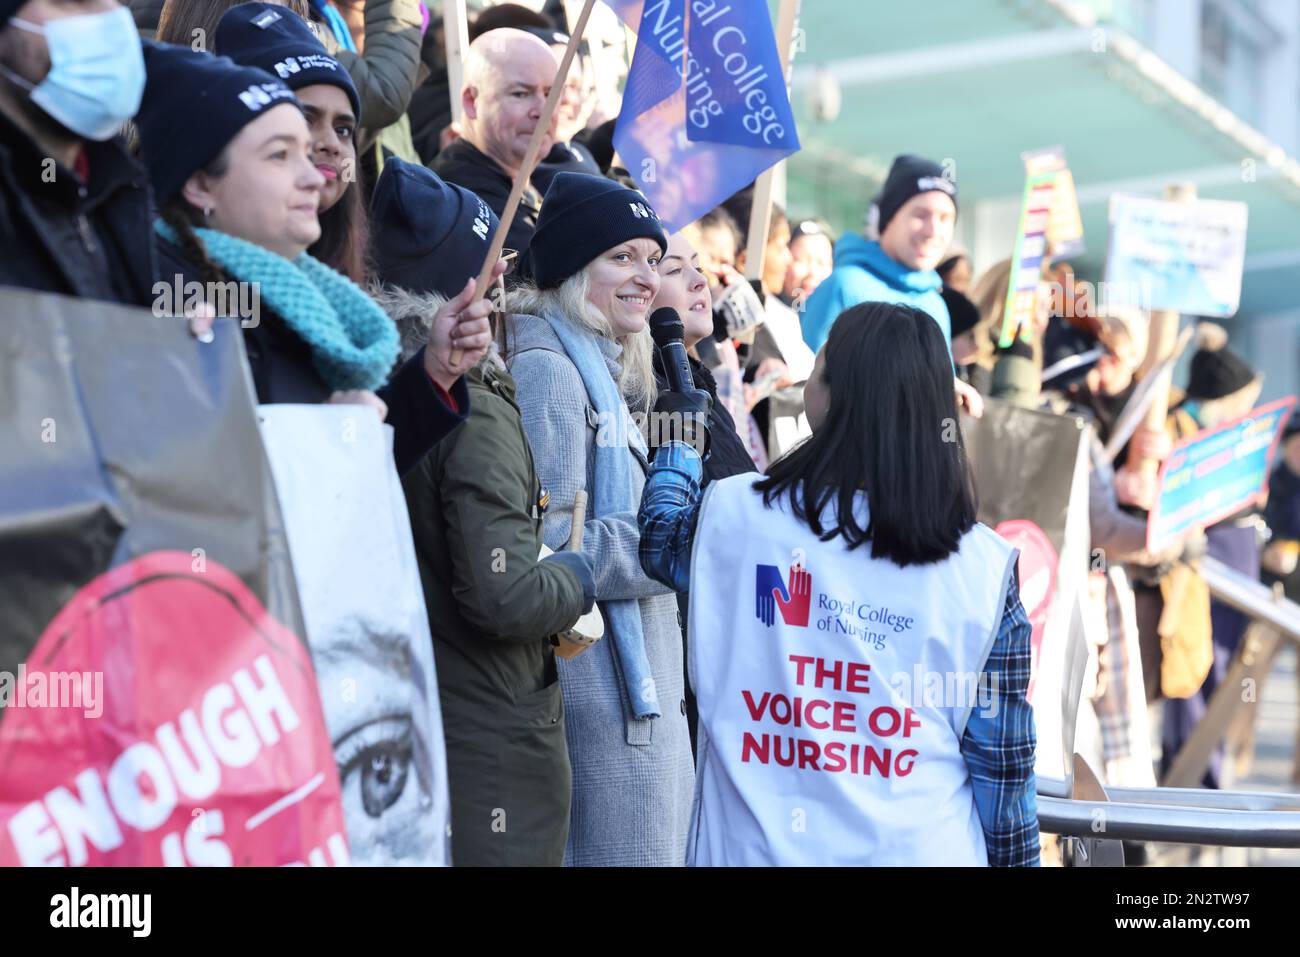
{"left": 801, "top": 234, "right": 951, "bottom": 353}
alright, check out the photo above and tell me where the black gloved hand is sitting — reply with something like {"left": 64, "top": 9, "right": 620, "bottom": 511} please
{"left": 996, "top": 332, "right": 1034, "bottom": 360}
{"left": 649, "top": 388, "right": 712, "bottom": 459}
{"left": 542, "top": 549, "right": 596, "bottom": 614}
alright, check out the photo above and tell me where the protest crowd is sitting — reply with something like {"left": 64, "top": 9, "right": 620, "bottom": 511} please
{"left": 0, "top": 0, "right": 1294, "bottom": 869}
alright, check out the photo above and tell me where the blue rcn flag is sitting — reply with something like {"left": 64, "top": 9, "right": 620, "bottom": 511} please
{"left": 608, "top": 0, "right": 800, "bottom": 232}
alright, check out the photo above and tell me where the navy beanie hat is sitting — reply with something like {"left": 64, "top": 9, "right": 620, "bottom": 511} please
{"left": 876, "top": 154, "right": 958, "bottom": 234}
{"left": 370, "top": 158, "right": 499, "bottom": 300}
{"left": 216, "top": 2, "right": 361, "bottom": 121}
{"left": 532, "top": 141, "right": 602, "bottom": 196}
{"left": 1186, "top": 324, "right": 1257, "bottom": 401}
{"left": 137, "top": 41, "right": 300, "bottom": 204}
{"left": 941, "top": 286, "right": 980, "bottom": 340}
{"left": 523, "top": 172, "right": 668, "bottom": 290}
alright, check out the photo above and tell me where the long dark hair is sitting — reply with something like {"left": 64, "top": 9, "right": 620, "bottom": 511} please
{"left": 309, "top": 179, "right": 371, "bottom": 285}
{"left": 754, "top": 301, "right": 978, "bottom": 566}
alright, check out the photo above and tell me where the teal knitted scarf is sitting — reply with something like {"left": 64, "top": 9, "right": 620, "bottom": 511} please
{"left": 155, "top": 220, "right": 398, "bottom": 392}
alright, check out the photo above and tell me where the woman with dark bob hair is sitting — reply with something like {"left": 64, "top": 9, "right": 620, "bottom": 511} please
{"left": 639, "top": 300, "right": 1039, "bottom": 867}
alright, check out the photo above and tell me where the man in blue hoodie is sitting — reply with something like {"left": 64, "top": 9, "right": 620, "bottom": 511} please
{"left": 802, "top": 154, "right": 957, "bottom": 354}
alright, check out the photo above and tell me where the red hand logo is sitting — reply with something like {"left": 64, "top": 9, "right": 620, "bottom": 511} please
{"left": 776, "top": 564, "right": 811, "bottom": 627}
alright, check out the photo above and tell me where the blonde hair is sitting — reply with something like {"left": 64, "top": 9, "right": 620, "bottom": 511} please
{"left": 964, "top": 258, "right": 1013, "bottom": 370}
{"left": 505, "top": 269, "right": 658, "bottom": 414}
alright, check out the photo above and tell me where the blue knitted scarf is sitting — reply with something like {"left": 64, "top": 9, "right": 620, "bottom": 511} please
{"left": 155, "top": 220, "right": 398, "bottom": 392}
{"left": 541, "top": 310, "right": 661, "bottom": 720}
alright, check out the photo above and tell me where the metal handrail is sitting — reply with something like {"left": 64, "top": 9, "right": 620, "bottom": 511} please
{"left": 1037, "top": 774, "right": 1300, "bottom": 812}
{"left": 1038, "top": 796, "right": 1300, "bottom": 847}
{"left": 1033, "top": 557, "right": 1300, "bottom": 855}
{"left": 1201, "top": 554, "right": 1300, "bottom": 639}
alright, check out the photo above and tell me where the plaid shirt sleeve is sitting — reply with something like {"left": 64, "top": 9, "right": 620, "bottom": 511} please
{"left": 961, "top": 573, "right": 1040, "bottom": 866}
{"left": 637, "top": 441, "right": 705, "bottom": 594}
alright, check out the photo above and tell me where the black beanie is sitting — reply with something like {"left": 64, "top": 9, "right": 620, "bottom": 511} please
{"left": 876, "top": 154, "right": 958, "bottom": 234}
{"left": 941, "top": 287, "right": 980, "bottom": 339}
{"left": 523, "top": 172, "right": 668, "bottom": 290}
{"left": 1186, "top": 323, "right": 1257, "bottom": 401}
{"left": 370, "top": 158, "right": 500, "bottom": 300}
{"left": 0, "top": 0, "right": 23, "bottom": 25}
{"left": 137, "top": 41, "right": 300, "bottom": 204}
{"left": 532, "top": 141, "right": 602, "bottom": 197}
{"left": 216, "top": 2, "right": 361, "bottom": 121}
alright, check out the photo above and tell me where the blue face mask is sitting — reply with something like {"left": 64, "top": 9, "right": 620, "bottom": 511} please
{"left": 2, "top": 8, "right": 145, "bottom": 141}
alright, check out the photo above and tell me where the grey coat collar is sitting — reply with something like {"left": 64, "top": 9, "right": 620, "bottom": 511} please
{"left": 508, "top": 311, "right": 624, "bottom": 384}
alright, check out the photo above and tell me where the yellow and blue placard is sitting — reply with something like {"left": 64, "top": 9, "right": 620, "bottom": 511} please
{"left": 1148, "top": 396, "right": 1297, "bottom": 552}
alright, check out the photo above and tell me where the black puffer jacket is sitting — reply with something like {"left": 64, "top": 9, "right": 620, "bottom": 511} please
{"left": 654, "top": 353, "right": 757, "bottom": 486}
{"left": 0, "top": 112, "right": 155, "bottom": 306}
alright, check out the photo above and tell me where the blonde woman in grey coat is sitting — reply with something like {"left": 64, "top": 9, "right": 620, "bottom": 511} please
{"left": 506, "top": 173, "right": 693, "bottom": 866}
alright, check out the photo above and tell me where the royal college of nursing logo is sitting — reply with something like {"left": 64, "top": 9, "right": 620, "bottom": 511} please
{"left": 754, "top": 550, "right": 812, "bottom": 628}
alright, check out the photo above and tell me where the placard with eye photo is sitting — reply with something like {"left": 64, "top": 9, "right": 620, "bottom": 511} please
{"left": 259, "top": 404, "right": 452, "bottom": 867}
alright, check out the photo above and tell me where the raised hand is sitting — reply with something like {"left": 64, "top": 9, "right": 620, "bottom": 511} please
{"left": 1129, "top": 425, "right": 1173, "bottom": 464}
{"left": 1114, "top": 466, "right": 1158, "bottom": 511}
{"left": 649, "top": 388, "right": 712, "bottom": 458}
{"left": 954, "top": 376, "right": 983, "bottom": 419}
{"left": 424, "top": 262, "right": 508, "bottom": 391}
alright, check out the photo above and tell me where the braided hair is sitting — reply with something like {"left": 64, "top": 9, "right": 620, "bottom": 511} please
{"left": 160, "top": 204, "right": 226, "bottom": 287}
{"left": 157, "top": 148, "right": 231, "bottom": 317}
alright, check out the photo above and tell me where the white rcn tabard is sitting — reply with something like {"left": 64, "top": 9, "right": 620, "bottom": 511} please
{"left": 686, "top": 474, "right": 1017, "bottom": 866}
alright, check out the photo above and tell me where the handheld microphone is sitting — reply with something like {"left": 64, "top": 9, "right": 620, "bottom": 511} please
{"left": 649, "top": 307, "right": 695, "bottom": 396}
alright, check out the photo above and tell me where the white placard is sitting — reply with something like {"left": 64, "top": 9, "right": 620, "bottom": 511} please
{"left": 1105, "top": 195, "right": 1248, "bottom": 317}
{"left": 258, "top": 405, "right": 451, "bottom": 867}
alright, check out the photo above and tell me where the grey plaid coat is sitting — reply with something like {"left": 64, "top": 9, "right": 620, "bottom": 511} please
{"left": 507, "top": 312, "right": 694, "bottom": 867}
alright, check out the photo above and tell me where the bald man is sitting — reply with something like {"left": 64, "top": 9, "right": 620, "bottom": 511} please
{"left": 431, "top": 27, "right": 559, "bottom": 253}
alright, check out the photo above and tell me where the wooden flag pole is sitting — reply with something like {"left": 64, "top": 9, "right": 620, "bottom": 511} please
{"left": 743, "top": 0, "right": 801, "bottom": 285}
{"left": 1133, "top": 181, "right": 1197, "bottom": 480}
{"left": 449, "top": 0, "right": 598, "bottom": 365}
{"left": 443, "top": 0, "right": 470, "bottom": 126}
